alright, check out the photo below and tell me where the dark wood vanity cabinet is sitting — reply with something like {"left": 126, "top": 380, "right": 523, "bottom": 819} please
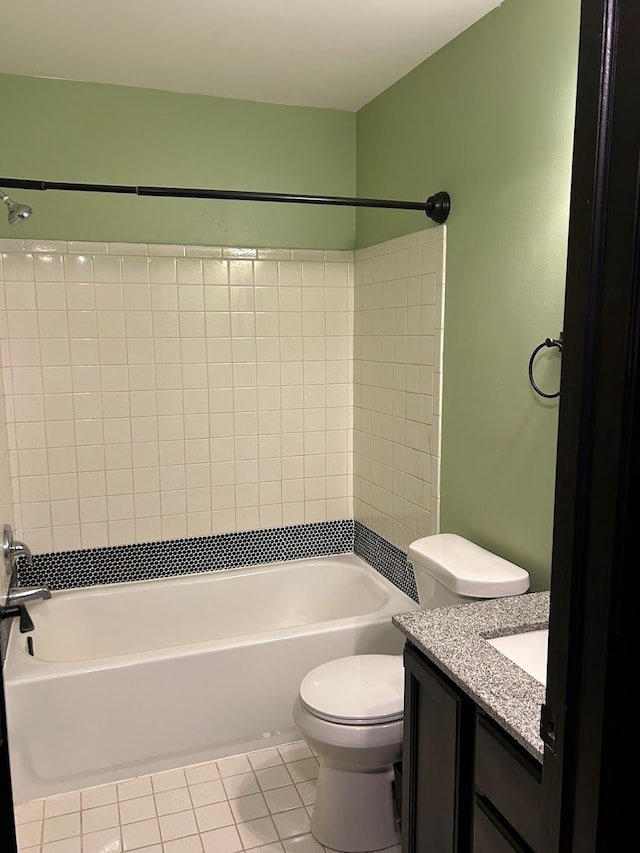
{"left": 402, "top": 642, "right": 542, "bottom": 853}
{"left": 401, "top": 643, "right": 475, "bottom": 852}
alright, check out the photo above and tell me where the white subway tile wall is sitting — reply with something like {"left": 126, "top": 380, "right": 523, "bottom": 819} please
{"left": 0, "top": 242, "right": 354, "bottom": 554}
{"left": 353, "top": 227, "right": 445, "bottom": 553}
{"left": 0, "top": 294, "right": 13, "bottom": 602}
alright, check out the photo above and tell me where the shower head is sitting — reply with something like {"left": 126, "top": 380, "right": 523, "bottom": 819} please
{"left": 0, "top": 189, "right": 33, "bottom": 225}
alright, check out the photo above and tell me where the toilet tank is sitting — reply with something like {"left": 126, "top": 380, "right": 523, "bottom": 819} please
{"left": 407, "top": 534, "right": 530, "bottom": 609}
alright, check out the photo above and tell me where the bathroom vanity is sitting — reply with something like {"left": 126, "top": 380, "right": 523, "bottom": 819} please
{"left": 393, "top": 590, "right": 549, "bottom": 852}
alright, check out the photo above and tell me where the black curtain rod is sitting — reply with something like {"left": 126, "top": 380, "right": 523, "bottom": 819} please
{"left": 0, "top": 177, "right": 451, "bottom": 224}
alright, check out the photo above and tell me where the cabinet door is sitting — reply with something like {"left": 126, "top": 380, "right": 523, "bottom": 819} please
{"left": 402, "top": 643, "right": 475, "bottom": 853}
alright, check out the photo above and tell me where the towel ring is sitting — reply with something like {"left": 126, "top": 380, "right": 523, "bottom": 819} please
{"left": 528, "top": 333, "right": 563, "bottom": 399}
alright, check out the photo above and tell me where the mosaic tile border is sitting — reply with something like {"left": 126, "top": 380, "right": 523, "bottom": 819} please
{"left": 15, "top": 518, "right": 418, "bottom": 606}
{"left": 18, "top": 520, "right": 355, "bottom": 591}
{"left": 354, "top": 521, "right": 418, "bottom": 602}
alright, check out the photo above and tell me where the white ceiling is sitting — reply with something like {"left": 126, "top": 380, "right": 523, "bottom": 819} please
{"left": 2, "top": 1, "right": 502, "bottom": 111}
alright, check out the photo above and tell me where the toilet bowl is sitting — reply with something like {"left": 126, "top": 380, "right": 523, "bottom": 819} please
{"left": 294, "top": 534, "right": 530, "bottom": 852}
{"left": 292, "top": 654, "right": 404, "bottom": 852}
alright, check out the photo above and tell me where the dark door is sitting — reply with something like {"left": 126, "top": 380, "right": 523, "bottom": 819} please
{"left": 541, "top": 0, "right": 639, "bottom": 849}
{"left": 1, "top": 622, "right": 18, "bottom": 851}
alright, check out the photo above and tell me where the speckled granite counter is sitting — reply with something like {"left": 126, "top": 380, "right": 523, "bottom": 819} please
{"left": 393, "top": 591, "right": 549, "bottom": 763}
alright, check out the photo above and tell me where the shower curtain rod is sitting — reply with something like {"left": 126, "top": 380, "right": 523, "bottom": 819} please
{"left": 0, "top": 177, "right": 451, "bottom": 224}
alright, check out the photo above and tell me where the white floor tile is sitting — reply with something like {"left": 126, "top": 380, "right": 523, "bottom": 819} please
{"left": 126, "top": 846, "right": 162, "bottom": 853}
{"left": 81, "top": 784, "right": 118, "bottom": 810}
{"left": 285, "top": 759, "right": 318, "bottom": 784}
{"left": 278, "top": 742, "right": 312, "bottom": 763}
{"left": 216, "top": 754, "right": 252, "bottom": 777}
{"left": 42, "top": 837, "right": 82, "bottom": 853}
{"left": 43, "top": 812, "right": 81, "bottom": 843}
{"left": 229, "top": 792, "right": 269, "bottom": 823}
{"left": 15, "top": 800, "right": 44, "bottom": 825}
{"left": 81, "top": 802, "right": 119, "bottom": 834}
{"left": 81, "top": 826, "right": 123, "bottom": 853}
{"left": 294, "top": 780, "right": 317, "bottom": 806}
{"left": 189, "top": 779, "right": 227, "bottom": 808}
{"left": 117, "top": 777, "right": 153, "bottom": 802}
{"left": 17, "top": 820, "right": 42, "bottom": 848}
{"left": 255, "top": 765, "right": 293, "bottom": 791}
{"left": 185, "top": 761, "right": 221, "bottom": 785}
{"left": 118, "top": 795, "right": 156, "bottom": 825}
{"left": 13, "top": 739, "right": 399, "bottom": 853}
{"left": 151, "top": 768, "right": 187, "bottom": 793}
{"left": 221, "top": 771, "right": 260, "bottom": 799}
{"left": 158, "top": 809, "right": 199, "bottom": 841}
{"left": 200, "top": 824, "right": 243, "bottom": 853}
{"left": 272, "top": 806, "right": 311, "bottom": 839}
{"left": 194, "top": 801, "right": 235, "bottom": 832}
{"left": 154, "top": 786, "right": 192, "bottom": 816}
{"left": 263, "top": 785, "right": 304, "bottom": 814}
{"left": 121, "top": 817, "right": 161, "bottom": 851}
{"left": 281, "top": 834, "right": 325, "bottom": 853}
{"left": 236, "top": 815, "right": 279, "bottom": 849}
{"left": 247, "top": 747, "right": 284, "bottom": 771}
{"left": 44, "top": 792, "right": 81, "bottom": 818}
{"left": 164, "top": 834, "right": 204, "bottom": 853}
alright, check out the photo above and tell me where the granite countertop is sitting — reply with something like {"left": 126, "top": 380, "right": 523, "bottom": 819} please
{"left": 393, "top": 590, "right": 549, "bottom": 763}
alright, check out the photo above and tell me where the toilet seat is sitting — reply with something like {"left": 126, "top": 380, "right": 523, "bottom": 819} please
{"left": 299, "top": 654, "right": 404, "bottom": 726}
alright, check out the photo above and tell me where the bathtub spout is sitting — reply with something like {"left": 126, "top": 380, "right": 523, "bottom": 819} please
{"left": 5, "top": 586, "right": 51, "bottom": 605}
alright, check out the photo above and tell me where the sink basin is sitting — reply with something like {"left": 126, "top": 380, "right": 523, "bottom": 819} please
{"left": 487, "top": 628, "right": 549, "bottom": 686}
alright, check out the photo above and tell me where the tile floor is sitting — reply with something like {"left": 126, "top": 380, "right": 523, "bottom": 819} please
{"left": 13, "top": 740, "right": 400, "bottom": 853}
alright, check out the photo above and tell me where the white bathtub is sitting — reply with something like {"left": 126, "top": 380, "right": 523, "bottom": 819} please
{"left": 4, "top": 553, "right": 417, "bottom": 802}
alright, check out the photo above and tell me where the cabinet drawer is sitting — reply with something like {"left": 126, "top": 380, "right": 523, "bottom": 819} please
{"left": 475, "top": 714, "right": 542, "bottom": 851}
{"left": 474, "top": 798, "right": 531, "bottom": 853}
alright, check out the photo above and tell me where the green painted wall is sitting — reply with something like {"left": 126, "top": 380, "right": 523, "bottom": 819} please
{"left": 356, "top": 0, "right": 581, "bottom": 590}
{"left": 0, "top": 74, "right": 356, "bottom": 248}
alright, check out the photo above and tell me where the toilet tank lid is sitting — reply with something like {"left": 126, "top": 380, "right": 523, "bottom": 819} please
{"left": 407, "top": 534, "right": 530, "bottom": 598}
{"left": 299, "top": 654, "right": 404, "bottom": 725}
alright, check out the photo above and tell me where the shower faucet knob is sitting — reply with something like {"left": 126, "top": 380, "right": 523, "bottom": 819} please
{"left": 2, "top": 523, "right": 33, "bottom": 577}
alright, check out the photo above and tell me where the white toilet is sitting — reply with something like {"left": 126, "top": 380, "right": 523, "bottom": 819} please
{"left": 293, "top": 533, "right": 530, "bottom": 852}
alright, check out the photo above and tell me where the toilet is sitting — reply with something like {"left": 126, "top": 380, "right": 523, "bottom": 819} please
{"left": 293, "top": 533, "right": 530, "bottom": 852}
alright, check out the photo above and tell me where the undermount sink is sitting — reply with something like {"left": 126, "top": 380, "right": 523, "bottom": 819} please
{"left": 487, "top": 628, "right": 549, "bottom": 686}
